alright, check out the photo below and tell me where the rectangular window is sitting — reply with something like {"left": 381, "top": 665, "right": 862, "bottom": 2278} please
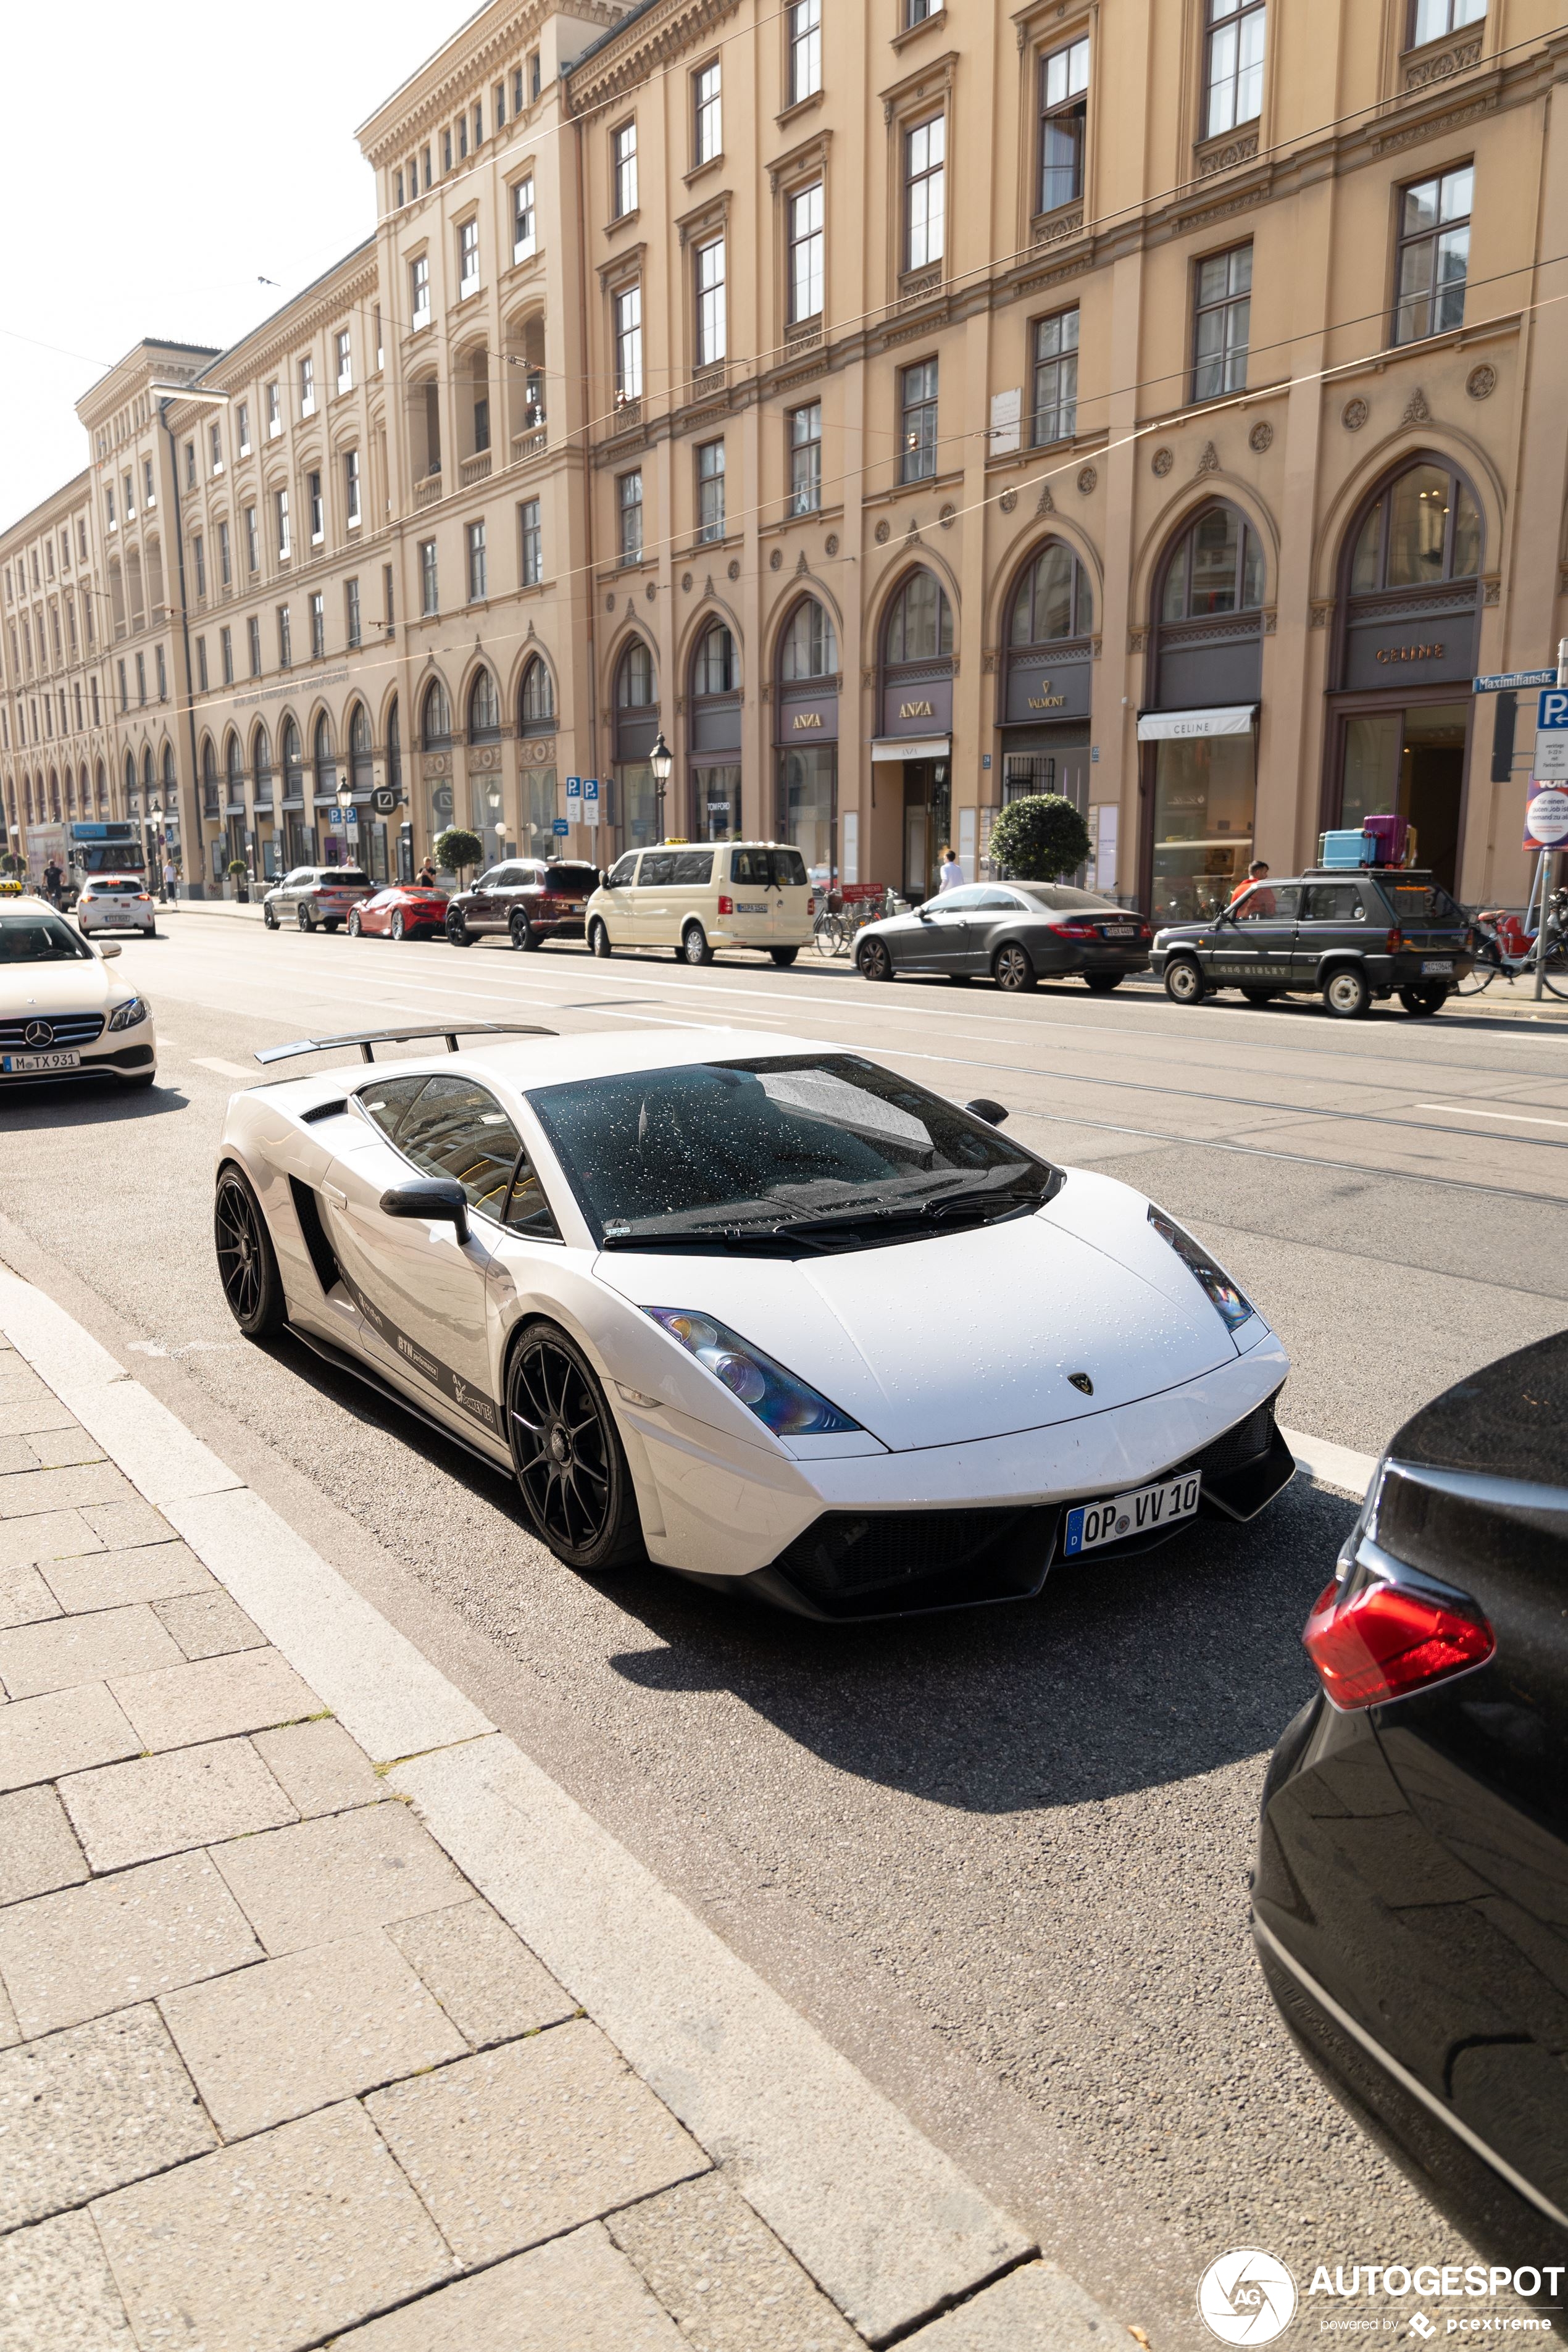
{"left": 619, "top": 470, "right": 644, "bottom": 562}
{"left": 196, "top": 638, "right": 208, "bottom": 692}
{"left": 904, "top": 115, "right": 946, "bottom": 272}
{"left": 67, "top": 594, "right": 77, "bottom": 651}
{"left": 1205, "top": 0, "right": 1266, "bottom": 139}
{"left": 1192, "top": 242, "right": 1252, "bottom": 399}
{"left": 788, "top": 0, "right": 822, "bottom": 106}
{"left": 530, "top": 51, "right": 541, "bottom": 100}
{"left": 1411, "top": 0, "right": 1484, "bottom": 45}
{"left": 473, "top": 102, "right": 483, "bottom": 148}
{"left": 78, "top": 521, "right": 88, "bottom": 562}
{"left": 210, "top": 421, "right": 223, "bottom": 474}
{"left": 444, "top": 128, "right": 454, "bottom": 173}
{"left": 106, "top": 486, "right": 116, "bottom": 531}
{"left": 422, "top": 144, "right": 432, "bottom": 190}
{"left": 520, "top": 496, "right": 543, "bottom": 585}
{"left": 375, "top": 306, "right": 383, "bottom": 370}
{"left": 1032, "top": 306, "right": 1080, "bottom": 444}
{"left": 420, "top": 539, "right": 438, "bottom": 615}
{"left": 411, "top": 254, "right": 431, "bottom": 329}
{"left": 396, "top": 168, "right": 405, "bottom": 209}
{"left": 383, "top": 562, "right": 395, "bottom": 627}
{"left": 1394, "top": 164, "right": 1472, "bottom": 344}
{"left": 788, "top": 181, "right": 825, "bottom": 322}
{"left": 335, "top": 328, "right": 352, "bottom": 393}
{"left": 614, "top": 284, "right": 644, "bottom": 399}
{"left": 218, "top": 517, "right": 231, "bottom": 587}
{"left": 789, "top": 401, "right": 822, "bottom": 514}
{"left": 308, "top": 470, "right": 323, "bottom": 544}
{"left": 514, "top": 66, "right": 525, "bottom": 114}
{"left": 237, "top": 400, "right": 251, "bottom": 454}
{"left": 117, "top": 659, "right": 128, "bottom": 712}
{"left": 193, "top": 534, "right": 207, "bottom": 599}
{"left": 275, "top": 487, "right": 291, "bottom": 560}
{"left": 1040, "top": 36, "right": 1089, "bottom": 212}
{"left": 299, "top": 355, "right": 315, "bottom": 417}
{"left": 346, "top": 577, "right": 361, "bottom": 647}
{"left": 344, "top": 448, "right": 361, "bottom": 526}
{"left": 696, "top": 440, "right": 726, "bottom": 542}
{"left": 905, "top": 0, "right": 936, "bottom": 21}
{"left": 277, "top": 605, "right": 292, "bottom": 667}
{"left": 310, "top": 592, "right": 325, "bottom": 658}
{"left": 248, "top": 615, "right": 262, "bottom": 677}
{"left": 244, "top": 505, "right": 259, "bottom": 574}
{"left": 459, "top": 218, "right": 480, "bottom": 298}
{"left": 266, "top": 382, "right": 281, "bottom": 436}
{"left": 156, "top": 646, "right": 167, "bottom": 699}
{"left": 467, "top": 519, "right": 488, "bottom": 602}
{"left": 900, "top": 359, "right": 939, "bottom": 483}
{"left": 512, "top": 175, "right": 536, "bottom": 261}
{"left": 694, "top": 62, "right": 722, "bottom": 164}
{"left": 144, "top": 459, "right": 156, "bottom": 508}
{"left": 494, "top": 80, "right": 506, "bottom": 128}
{"left": 220, "top": 625, "right": 233, "bottom": 685}
{"left": 613, "top": 121, "right": 638, "bottom": 217}
{"left": 695, "top": 236, "right": 727, "bottom": 367}
{"left": 92, "top": 672, "right": 101, "bottom": 720}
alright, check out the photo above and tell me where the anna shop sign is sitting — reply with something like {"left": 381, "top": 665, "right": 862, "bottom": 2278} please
{"left": 880, "top": 675, "right": 954, "bottom": 736}
{"left": 774, "top": 690, "right": 839, "bottom": 743}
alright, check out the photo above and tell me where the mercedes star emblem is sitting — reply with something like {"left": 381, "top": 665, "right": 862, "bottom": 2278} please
{"left": 23, "top": 1020, "right": 54, "bottom": 1049}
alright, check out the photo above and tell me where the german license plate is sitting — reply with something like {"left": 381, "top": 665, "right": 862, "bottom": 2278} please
{"left": 1421, "top": 958, "right": 1453, "bottom": 975}
{"left": 1103, "top": 925, "right": 1136, "bottom": 940}
{"left": 736, "top": 901, "right": 767, "bottom": 914}
{"left": 1064, "top": 1470, "right": 1202, "bottom": 1556}
{"left": 2, "top": 1049, "right": 81, "bottom": 1073}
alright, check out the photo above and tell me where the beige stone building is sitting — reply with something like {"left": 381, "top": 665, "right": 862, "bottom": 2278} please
{"left": 5, "top": 0, "right": 1565, "bottom": 913}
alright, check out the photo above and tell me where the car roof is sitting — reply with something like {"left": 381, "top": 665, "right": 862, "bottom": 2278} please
{"left": 0, "top": 895, "right": 56, "bottom": 915}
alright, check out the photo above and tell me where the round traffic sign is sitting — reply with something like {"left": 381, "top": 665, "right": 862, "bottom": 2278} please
{"left": 1526, "top": 786, "right": 1568, "bottom": 846}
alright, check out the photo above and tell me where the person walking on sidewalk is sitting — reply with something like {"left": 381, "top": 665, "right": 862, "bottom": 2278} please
{"left": 937, "top": 845, "right": 964, "bottom": 895}
{"left": 163, "top": 855, "right": 180, "bottom": 909}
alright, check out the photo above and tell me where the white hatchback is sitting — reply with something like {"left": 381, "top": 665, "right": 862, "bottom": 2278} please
{"left": 76, "top": 875, "right": 157, "bottom": 935}
{"left": 0, "top": 896, "right": 156, "bottom": 1088}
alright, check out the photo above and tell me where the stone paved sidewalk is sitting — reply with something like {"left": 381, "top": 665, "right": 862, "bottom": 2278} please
{"left": 0, "top": 1296, "right": 1120, "bottom": 2351}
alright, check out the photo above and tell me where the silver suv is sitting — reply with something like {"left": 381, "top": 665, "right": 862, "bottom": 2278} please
{"left": 262, "top": 867, "right": 373, "bottom": 933}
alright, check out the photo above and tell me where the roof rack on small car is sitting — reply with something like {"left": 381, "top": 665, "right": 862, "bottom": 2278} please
{"left": 254, "top": 1023, "right": 557, "bottom": 1067}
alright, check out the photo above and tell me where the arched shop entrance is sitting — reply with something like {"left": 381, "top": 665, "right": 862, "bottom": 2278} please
{"left": 689, "top": 620, "right": 743, "bottom": 844}
{"left": 1322, "top": 455, "right": 1483, "bottom": 895}
{"left": 999, "top": 538, "right": 1096, "bottom": 881}
{"left": 775, "top": 597, "right": 840, "bottom": 880}
{"left": 875, "top": 569, "right": 954, "bottom": 902}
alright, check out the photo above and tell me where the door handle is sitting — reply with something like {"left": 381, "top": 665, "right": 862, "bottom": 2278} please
{"left": 322, "top": 1183, "right": 347, "bottom": 1209}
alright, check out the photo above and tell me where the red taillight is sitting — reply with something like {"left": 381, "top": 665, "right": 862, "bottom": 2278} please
{"left": 1050, "top": 920, "right": 1099, "bottom": 940}
{"left": 1385, "top": 924, "right": 1403, "bottom": 953}
{"left": 1138, "top": 925, "right": 1153, "bottom": 941}
{"left": 1303, "top": 1574, "right": 1494, "bottom": 1711}
{"left": 806, "top": 895, "right": 815, "bottom": 916}
{"left": 718, "top": 895, "right": 734, "bottom": 916}
{"left": 135, "top": 893, "right": 151, "bottom": 901}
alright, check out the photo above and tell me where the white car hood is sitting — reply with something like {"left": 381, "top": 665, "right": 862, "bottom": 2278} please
{"left": 0, "top": 956, "right": 121, "bottom": 1016}
{"left": 598, "top": 1193, "right": 1237, "bottom": 1452}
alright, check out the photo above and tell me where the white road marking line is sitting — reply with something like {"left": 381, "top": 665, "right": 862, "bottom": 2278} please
{"left": 1280, "top": 1425, "right": 1377, "bottom": 1498}
{"left": 1418, "top": 1102, "right": 1568, "bottom": 1128}
{"left": 191, "top": 1056, "right": 256, "bottom": 1080}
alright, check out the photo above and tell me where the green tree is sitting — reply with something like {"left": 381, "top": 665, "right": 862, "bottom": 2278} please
{"left": 433, "top": 826, "right": 484, "bottom": 880}
{"left": 988, "top": 793, "right": 1091, "bottom": 882}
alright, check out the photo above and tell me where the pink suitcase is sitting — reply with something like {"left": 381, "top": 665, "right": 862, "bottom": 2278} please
{"left": 1363, "top": 812, "right": 1411, "bottom": 867}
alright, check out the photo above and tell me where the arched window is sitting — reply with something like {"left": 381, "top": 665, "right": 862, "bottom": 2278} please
{"left": 281, "top": 719, "right": 304, "bottom": 801}
{"left": 65, "top": 771, "right": 76, "bottom": 816}
{"left": 349, "top": 704, "right": 373, "bottom": 793}
{"left": 519, "top": 656, "right": 555, "bottom": 730}
{"left": 312, "top": 713, "right": 335, "bottom": 796}
{"left": 225, "top": 733, "right": 243, "bottom": 801}
{"left": 1009, "top": 541, "right": 1094, "bottom": 644}
{"left": 386, "top": 698, "right": 402, "bottom": 794}
{"left": 691, "top": 622, "right": 736, "bottom": 698}
{"left": 253, "top": 725, "right": 273, "bottom": 806}
{"left": 160, "top": 744, "right": 175, "bottom": 794}
{"left": 883, "top": 570, "right": 953, "bottom": 663}
{"left": 420, "top": 678, "right": 451, "bottom": 748}
{"left": 616, "top": 640, "right": 655, "bottom": 708}
{"left": 50, "top": 772, "right": 62, "bottom": 820}
{"left": 1349, "top": 460, "right": 1481, "bottom": 593}
{"left": 779, "top": 598, "right": 838, "bottom": 681}
{"left": 1159, "top": 503, "right": 1264, "bottom": 621}
{"left": 467, "top": 667, "right": 501, "bottom": 741}
{"left": 127, "top": 750, "right": 141, "bottom": 805}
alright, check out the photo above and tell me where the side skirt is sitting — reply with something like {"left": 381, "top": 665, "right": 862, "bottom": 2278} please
{"left": 287, "top": 1320, "right": 514, "bottom": 1482}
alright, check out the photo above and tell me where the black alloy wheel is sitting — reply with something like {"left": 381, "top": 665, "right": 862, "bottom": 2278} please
{"left": 682, "top": 922, "right": 713, "bottom": 966}
{"left": 296, "top": 904, "right": 314, "bottom": 932}
{"left": 1163, "top": 957, "right": 1206, "bottom": 1006}
{"left": 391, "top": 911, "right": 408, "bottom": 943}
{"left": 993, "top": 941, "right": 1037, "bottom": 993}
{"left": 506, "top": 1325, "right": 643, "bottom": 1572}
{"left": 1323, "top": 965, "right": 1372, "bottom": 1019}
{"left": 1398, "top": 984, "right": 1449, "bottom": 1016}
{"left": 770, "top": 945, "right": 799, "bottom": 967}
{"left": 1083, "top": 972, "right": 1122, "bottom": 995}
{"left": 588, "top": 919, "right": 613, "bottom": 959}
{"left": 510, "top": 910, "right": 537, "bottom": 951}
{"left": 857, "top": 938, "right": 893, "bottom": 983}
{"left": 347, "top": 910, "right": 362, "bottom": 937}
{"left": 263, "top": 903, "right": 278, "bottom": 929}
{"left": 214, "top": 1167, "right": 286, "bottom": 1340}
{"left": 447, "top": 908, "right": 475, "bottom": 948}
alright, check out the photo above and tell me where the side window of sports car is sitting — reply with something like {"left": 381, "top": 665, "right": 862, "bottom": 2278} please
{"left": 357, "top": 1075, "right": 430, "bottom": 1140}
{"left": 394, "top": 1075, "right": 559, "bottom": 1234}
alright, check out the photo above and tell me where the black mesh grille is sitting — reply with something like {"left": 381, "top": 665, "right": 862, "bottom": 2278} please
{"left": 772, "top": 1506, "right": 1036, "bottom": 1599}
{"left": 1183, "top": 1401, "right": 1277, "bottom": 1482}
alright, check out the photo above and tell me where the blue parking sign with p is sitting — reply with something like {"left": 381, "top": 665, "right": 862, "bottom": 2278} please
{"left": 1537, "top": 690, "right": 1568, "bottom": 730}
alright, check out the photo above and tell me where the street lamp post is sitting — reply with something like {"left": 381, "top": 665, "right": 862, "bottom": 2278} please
{"left": 650, "top": 732, "right": 673, "bottom": 843}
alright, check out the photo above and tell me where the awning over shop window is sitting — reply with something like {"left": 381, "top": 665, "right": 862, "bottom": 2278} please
{"left": 870, "top": 736, "right": 951, "bottom": 762}
{"left": 1136, "top": 705, "right": 1257, "bottom": 741}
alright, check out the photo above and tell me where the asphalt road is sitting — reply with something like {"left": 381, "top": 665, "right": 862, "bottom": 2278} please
{"left": 6, "top": 905, "right": 1567, "bottom": 2348}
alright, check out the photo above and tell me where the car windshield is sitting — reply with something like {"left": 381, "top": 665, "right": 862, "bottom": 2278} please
{"left": 528, "top": 1054, "right": 1056, "bottom": 1253}
{"left": 1377, "top": 878, "right": 1465, "bottom": 926}
{"left": 541, "top": 865, "right": 600, "bottom": 894}
{"left": 0, "top": 914, "right": 94, "bottom": 962}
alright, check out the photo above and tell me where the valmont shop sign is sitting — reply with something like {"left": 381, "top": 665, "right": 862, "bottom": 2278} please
{"left": 1005, "top": 650, "right": 1091, "bottom": 726}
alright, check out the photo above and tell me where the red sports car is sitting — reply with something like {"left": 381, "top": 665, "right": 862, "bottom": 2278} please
{"left": 346, "top": 885, "right": 449, "bottom": 943}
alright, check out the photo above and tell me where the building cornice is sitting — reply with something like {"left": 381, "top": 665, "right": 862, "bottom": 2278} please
{"left": 568, "top": 0, "right": 740, "bottom": 114}
{"left": 359, "top": 0, "right": 627, "bottom": 163}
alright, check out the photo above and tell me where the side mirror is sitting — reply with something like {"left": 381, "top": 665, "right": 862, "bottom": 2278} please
{"left": 916, "top": 904, "right": 933, "bottom": 920}
{"left": 379, "top": 1177, "right": 470, "bottom": 1243}
{"left": 966, "top": 1098, "right": 1009, "bottom": 1127}
{"left": 98, "top": 943, "right": 122, "bottom": 960}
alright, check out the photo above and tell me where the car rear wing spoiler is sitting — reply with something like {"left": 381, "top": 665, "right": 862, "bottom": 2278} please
{"left": 254, "top": 1023, "right": 557, "bottom": 1067}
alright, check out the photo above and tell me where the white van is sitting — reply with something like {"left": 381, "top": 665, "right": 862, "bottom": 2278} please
{"left": 584, "top": 842, "right": 815, "bottom": 966}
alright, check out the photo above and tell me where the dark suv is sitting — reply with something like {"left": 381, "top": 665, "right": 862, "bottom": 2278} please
{"left": 446, "top": 859, "right": 603, "bottom": 950}
{"left": 1153, "top": 869, "right": 1473, "bottom": 1019}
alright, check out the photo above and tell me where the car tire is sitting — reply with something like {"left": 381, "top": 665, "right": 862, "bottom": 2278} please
{"left": 296, "top": 904, "right": 314, "bottom": 932}
{"left": 391, "top": 912, "right": 407, "bottom": 943}
{"left": 506, "top": 1324, "right": 644, "bottom": 1574}
{"left": 1240, "top": 988, "right": 1278, "bottom": 1006}
{"left": 858, "top": 938, "right": 893, "bottom": 982}
{"left": 347, "top": 910, "right": 362, "bottom": 937}
{"left": 1398, "top": 984, "right": 1449, "bottom": 1016}
{"left": 263, "top": 904, "right": 278, "bottom": 930}
{"left": 1083, "top": 973, "right": 1122, "bottom": 995}
{"left": 1323, "top": 965, "right": 1372, "bottom": 1019}
{"left": 770, "top": 945, "right": 799, "bottom": 968}
{"left": 214, "top": 1165, "right": 286, "bottom": 1341}
{"left": 682, "top": 922, "right": 713, "bottom": 966}
{"left": 510, "top": 911, "right": 537, "bottom": 952}
{"left": 1163, "top": 957, "right": 1206, "bottom": 1006}
{"left": 446, "top": 910, "right": 475, "bottom": 948}
{"left": 588, "top": 918, "right": 612, "bottom": 959}
{"left": 993, "top": 942, "right": 1037, "bottom": 993}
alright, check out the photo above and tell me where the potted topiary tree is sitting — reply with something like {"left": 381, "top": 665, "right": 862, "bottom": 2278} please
{"left": 987, "top": 794, "right": 1092, "bottom": 885}
{"left": 432, "top": 826, "right": 483, "bottom": 885}
{"left": 226, "top": 856, "right": 250, "bottom": 904}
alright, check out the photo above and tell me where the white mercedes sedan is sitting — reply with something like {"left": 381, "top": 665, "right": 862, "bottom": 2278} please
{"left": 1, "top": 896, "right": 156, "bottom": 1088}
{"left": 212, "top": 1024, "right": 1293, "bottom": 1619}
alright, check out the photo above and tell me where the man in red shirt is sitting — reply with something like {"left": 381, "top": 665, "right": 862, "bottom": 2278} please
{"left": 1230, "top": 860, "right": 1274, "bottom": 917}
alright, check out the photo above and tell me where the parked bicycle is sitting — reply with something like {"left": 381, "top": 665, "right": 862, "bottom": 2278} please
{"left": 1457, "top": 885, "right": 1568, "bottom": 998}
{"left": 813, "top": 886, "right": 893, "bottom": 958}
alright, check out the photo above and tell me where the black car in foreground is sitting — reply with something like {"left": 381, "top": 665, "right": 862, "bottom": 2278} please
{"left": 1153, "top": 868, "right": 1474, "bottom": 1017}
{"left": 856, "top": 882, "right": 1153, "bottom": 992}
{"left": 446, "top": 859, "right": 602, "bottom": 950}
{"left": 1254, "top": 1332, "right": 1568, "bottom": 2275}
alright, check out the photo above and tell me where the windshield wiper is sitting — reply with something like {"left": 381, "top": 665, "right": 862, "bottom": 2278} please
{"left": 596, "top": 1174, "right": 1056, "bottom": 1254}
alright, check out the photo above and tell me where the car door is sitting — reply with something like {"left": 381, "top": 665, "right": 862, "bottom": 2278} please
{"left": 598, "top": 853, "right": 640, "bottom": 945}
{"left": 491, "top": 863, "right": 541, "bottom": 935}
{"left": 899, "top": 885, "right": 980, "bottom": 974}
{"left": 765, "top": 846, "right": 812, "bottom": 946}
{"left": 634, "top": 851, "right": 677, "bottom": 948}
{"left": 1212, "top": 884, "right": 1299, "bottom": 986}
{"left": 1293, "top": 881, "right": 1366, "bottom": 991}
{"left": 465, "top": 867, "right": 506, "bottom": 933}
{"left": 726, "top": 848, "right": 775, "bottom": 953}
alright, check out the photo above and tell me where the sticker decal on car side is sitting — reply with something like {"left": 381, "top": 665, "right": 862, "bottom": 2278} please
{"left": 333, "top": 1259, "right": 501, "bottom": 1434}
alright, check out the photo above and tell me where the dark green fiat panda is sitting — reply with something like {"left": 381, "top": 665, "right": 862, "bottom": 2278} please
{"left": 1151, "top": 869, "right": 1473, "bottom": 1019}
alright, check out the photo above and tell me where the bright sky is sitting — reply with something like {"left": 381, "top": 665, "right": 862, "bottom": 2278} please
{"left": 1, "top": 0, "right": 475, "bottom": 533}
